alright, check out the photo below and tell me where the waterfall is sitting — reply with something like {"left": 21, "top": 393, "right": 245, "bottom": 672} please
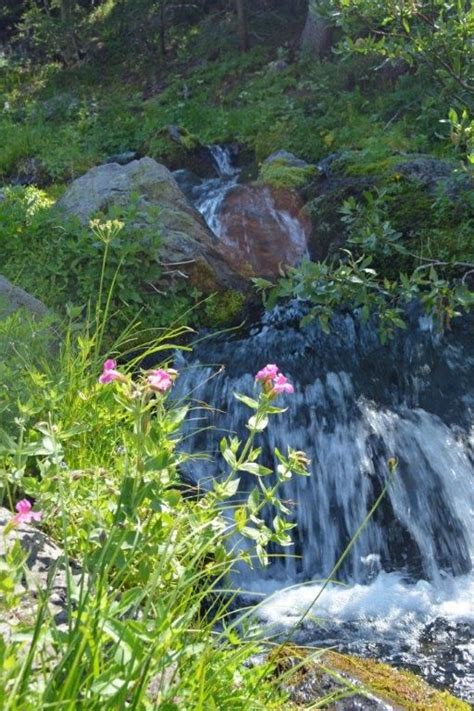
{"left": 173, "top": 303, "right": 474, "bottom": 700}
{"left": 171, "top": 145, "right": 473, "bottom": 700}
{"left": 180, "top": 145, "right": 309, "bottom": 271}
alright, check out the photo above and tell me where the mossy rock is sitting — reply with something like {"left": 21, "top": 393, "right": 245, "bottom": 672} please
{"left": 305, "top": 177, "right": 375, "bottom": 261}
{"left": 272, "top": 645, "right": 470, "bottom": 710}
{"left": 147, "top": 127, "right": 217, "bottom": 177}
{"left": 323, "top": 651, "right": 469, "bottom": 710}
{"left": 203, "top": 289, "right": 247, "bottom": 327}
{"left": 259, "top": 159, "right": 316, "bottom": 190}
{"left": 328, "top": 149, "right": 404, "bottom": 178}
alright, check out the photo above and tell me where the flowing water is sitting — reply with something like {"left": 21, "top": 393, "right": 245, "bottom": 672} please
{"left": 174, "top": 145, "right": 309, "bottom": 273}
{"left": 174, "top": 147, "right": 474, "bottom": 701}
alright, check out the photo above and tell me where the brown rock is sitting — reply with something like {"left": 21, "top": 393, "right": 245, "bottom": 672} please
{"left": 215, "top": 184, "right": 311, "bottom": 277}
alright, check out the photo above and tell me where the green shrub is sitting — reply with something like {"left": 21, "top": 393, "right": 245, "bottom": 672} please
{"left": 0, "top": 187, "right": 199, "bottom": 337}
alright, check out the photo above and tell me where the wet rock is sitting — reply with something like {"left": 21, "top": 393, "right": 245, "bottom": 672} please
{"left": 216, "top": 184, "right": 311, "bottom": 277}
{"left": 172, "top": 168, "right": 202, "bottom": 201}
{"left": 163, "top": 128, "right": 219, "bottom": 177}
{"left": 56, "top": 158, "right": 246, "bottom": 292}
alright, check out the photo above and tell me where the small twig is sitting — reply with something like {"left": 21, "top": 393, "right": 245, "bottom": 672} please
{"left": 158, "top": 259, "right": 196, "bottom": 267}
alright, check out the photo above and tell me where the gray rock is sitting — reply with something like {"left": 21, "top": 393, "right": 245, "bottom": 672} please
{"left": 0, "top": 507, "right": 82, "bottom": 639}
{"left": 57, "top": 158, "right": 245, "bottom": 291}
{"left": 263, "top": 150, "right": 309, "bottom": 169}
{"left": 0, "top": 276, "right": 49, "bottom": 320}
{"left": 395, "top": 155, "right": 472, "bottom": 197}
{"left": 267, "top": 59, "right": 289, "bottom": 74}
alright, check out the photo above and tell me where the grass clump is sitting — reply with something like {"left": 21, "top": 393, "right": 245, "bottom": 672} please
{"left": 0, "top": 188, "right": 202, "bottom": 337}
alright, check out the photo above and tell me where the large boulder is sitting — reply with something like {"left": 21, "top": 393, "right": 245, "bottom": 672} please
{"left": 57, "top": 158, "right": 245, "bottom": 292}
{"left": 215, "top": 184, "right": 311, "bottom": 278}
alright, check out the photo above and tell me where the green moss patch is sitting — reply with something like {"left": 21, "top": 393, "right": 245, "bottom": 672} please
{"left": 324, "top": 651, "right": 469, "bottom": 710}
{"left": 270, "top": 645, "right": 469, "bottom": 710}
{"left": 259, "top": 160, "right": 316, "bottom": 190}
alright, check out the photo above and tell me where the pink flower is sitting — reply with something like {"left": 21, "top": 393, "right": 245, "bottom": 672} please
{"left": 12, "top": 499, "right": 42, "bottom": 526}
{"left": 271, "top": 373, "right": 295, "bottom": 395}
{"left": 255, "top": 364, "right": 294, "bottom": 397}
{"left": 147, "top": 369, "right": 174, "bottom": 393}
{"left": 255, "top": 364, "right": 279, "bottom": 383}
{"left": 99, "top": 359, "right": 123, "bottom": 384}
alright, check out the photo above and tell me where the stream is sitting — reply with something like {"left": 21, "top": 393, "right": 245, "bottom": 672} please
{"left": 173, "top": 147, "right": 474, "bottom": 703}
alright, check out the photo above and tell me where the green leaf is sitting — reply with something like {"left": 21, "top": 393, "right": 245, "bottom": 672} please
{"left": 222, "top": 447, "right": 237, "bottom": 468}
{"left": 234, "top": 506, "right": 247, "bottom": 531}
{"left": 234, "top": 393, "right": 259, "bottom": 410}
{"left": 238, "top": 462, "right": 273, "bottom": 476}
{"left": 215, "top": 477, "right": 240, "bottom": 498}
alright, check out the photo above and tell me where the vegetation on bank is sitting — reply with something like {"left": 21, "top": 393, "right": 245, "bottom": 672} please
{"left": 0, "top": 0, "right": 473, "bottom": 336}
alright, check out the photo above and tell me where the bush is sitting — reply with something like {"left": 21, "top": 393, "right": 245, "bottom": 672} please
{"left": 0, "top": 188, "right": 200, "bottom": 336}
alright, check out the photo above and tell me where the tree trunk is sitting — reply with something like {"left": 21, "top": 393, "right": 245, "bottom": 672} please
{"left": 59, "top": 0, "right": 80, "bottom": 65}
{"left": 299, "top": 1, "right": 333, "bottom": 58}
{"left": 235, "top": 0, "right": 249, "bottom": 53}
{"left": 159, "top": 0, "right": 166, "bottom": 55}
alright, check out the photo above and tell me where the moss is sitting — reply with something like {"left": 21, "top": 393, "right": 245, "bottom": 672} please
{"left": 259, "top": 160, "right": 316, "bottom": 190}
{"left": 203, "top": 290, "right": 247, "bottom": 327}
{"left": 270, "top": 645, "right": 469, "bottom": 710}
{"left": 323, "top": 651, "right": 470, "bottom": 711}
{"left": 330, "top": 149, "right": 404, "bottom": 178}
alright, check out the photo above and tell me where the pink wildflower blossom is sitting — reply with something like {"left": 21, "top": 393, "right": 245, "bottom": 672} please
{"left": 147, "top": 369, "right": 174, "bottom": 393}
{"left": 271, "top": 373, "right": 295, "bottom": 395}
{"left": 255, "top": 364, "right": 279, "bottom": 383}
{"left": 99, "top": 359, "right": 123, "bottom": 384}
{"left": 255, "top": 364, "right": 294, "bottom": 397}
{"left": 12, "top": 499, "right": 42, "bottom": 526}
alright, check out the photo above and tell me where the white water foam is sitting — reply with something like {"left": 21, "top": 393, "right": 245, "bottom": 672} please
{"left": 253, "top": 571, "right": 474, "bottom": 634}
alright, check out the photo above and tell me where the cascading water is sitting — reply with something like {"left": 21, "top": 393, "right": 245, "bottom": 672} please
{"left": 173, "top": 146, "right": 474, "bottom": 701}
{"left": 173, "top": 144, "right": 240, "bottom": 235}
{"left": 174, "top": 145, "right": 309, "bottom": 273}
